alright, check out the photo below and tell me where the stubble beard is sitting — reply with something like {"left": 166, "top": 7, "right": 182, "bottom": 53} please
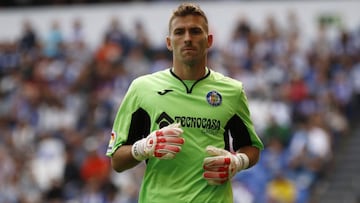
{"left": 180, "top": 50, "right": 200, "bottom": 67}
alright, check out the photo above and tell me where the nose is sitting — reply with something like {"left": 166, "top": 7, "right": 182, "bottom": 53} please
{"left": 184, "top": 31, "right": 192, "bottom": 44}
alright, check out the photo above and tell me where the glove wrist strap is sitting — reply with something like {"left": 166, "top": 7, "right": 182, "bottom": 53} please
{"left": 131, "top": 138, "right": 147, "bottom": 161}
{"left": 236, "top": 153, "right": 250, "bottom": 171}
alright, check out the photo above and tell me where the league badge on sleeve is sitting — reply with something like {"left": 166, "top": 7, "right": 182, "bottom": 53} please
{"left": 107, "top": 131, "right": 117, "bottom": 154}
{"left": 206, "top": 90, "right": 222, "bottom": 107}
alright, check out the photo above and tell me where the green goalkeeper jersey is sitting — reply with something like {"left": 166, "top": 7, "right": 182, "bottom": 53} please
{"left": 106, "top": 68, "right": 264, "bottom": 203}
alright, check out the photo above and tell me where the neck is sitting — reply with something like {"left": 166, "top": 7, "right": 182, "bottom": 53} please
{"left": 173, "top": 66, "right": 207, "bottom": 80}
{"left": 172, "top": 61, "right": 207, "bottom": 80}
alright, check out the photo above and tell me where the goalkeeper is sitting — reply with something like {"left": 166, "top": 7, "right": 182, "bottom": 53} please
{"left": 106, "top": 2, "right": 264, "bottom": 203}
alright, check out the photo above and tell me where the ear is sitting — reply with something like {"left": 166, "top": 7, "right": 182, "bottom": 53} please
{"left": 166, "top": 36, "right": 173, "bottom": 51}
{"left": 207, "top": 34, "right": 213, "bottom": 49}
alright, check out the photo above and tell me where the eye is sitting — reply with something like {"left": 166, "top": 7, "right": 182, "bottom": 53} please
{"left": 190, "top": 28, "right": 203, "bottom": 35}
{"left": 173, "top": 29, "right": 184, "bottom": 35}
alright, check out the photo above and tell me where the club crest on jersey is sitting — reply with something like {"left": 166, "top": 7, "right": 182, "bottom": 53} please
{"left": 206, "top": 90, "right": 222, "bottom": 106}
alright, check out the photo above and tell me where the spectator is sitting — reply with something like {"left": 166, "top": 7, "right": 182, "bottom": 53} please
{"left": 43, "top": 20, "right": 64, "bottom": 59}
{"left": 104, "top": 17, "right": 133, "bottom": 59}
{"left": 266, "top": 172, "right": 297, "bottom": 203}
{"left": 18, "top": 19, "right": 39, "bottom": 54}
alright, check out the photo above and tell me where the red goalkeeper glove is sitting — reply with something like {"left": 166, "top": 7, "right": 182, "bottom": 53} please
{"left": 131, "top": 123, "right": 184, "bottom": 161}
{"left": 203, "top": 146, "right": 249, "bottom": 185}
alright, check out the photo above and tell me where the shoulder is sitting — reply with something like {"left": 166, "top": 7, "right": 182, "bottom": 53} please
{"left": 131, "top": 69, "right": 171, "bottom": 87}
{"left": 210, "top": 69, "right": 244, "bottom": 89}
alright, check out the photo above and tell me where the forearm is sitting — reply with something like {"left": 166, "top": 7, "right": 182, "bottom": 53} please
{"left": 237, "top": 145, "right": 260, "bottom": 168}
{"left": 111, "top": 145, "right": 140, "bottom": 172}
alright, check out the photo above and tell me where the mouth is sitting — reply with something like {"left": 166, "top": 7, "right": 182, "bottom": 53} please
{"left": 182, "top": 46, "right": 195, "bottom": 50}
{"left": 181, "top": 47, "right": 196, "bottom": 52}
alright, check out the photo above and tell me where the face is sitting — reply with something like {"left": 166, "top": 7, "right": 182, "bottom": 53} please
{"left": 166, "top": 15, "right": 213, "bottom": 66}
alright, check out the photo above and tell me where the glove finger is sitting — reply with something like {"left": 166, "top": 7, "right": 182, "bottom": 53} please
{"left": 203, "top": 165, "right": 229, "bottom": 172}
{"left": 155, "top": 144, "right": 182, "bottom": 154}
{"left": 161, "top": 127, "right": 183, "bottom": 136}
{"left": 158, "top": 136, "right": 185, "bottom": 145}
{"left": 154, "top": 145, "right": 180, "bottom": 159}
{"left": 166, "top": 123, "right": 181, "bottom": 128}
{"left": 154, "top": 151, "right": 176, "bottom": 159}
{"left": 203, "top": 171, "right": 229, "bottom": 182}
{"left": 205, "top": 146, "right": 229, "bottom": 156}
{"left": 203, "top": 156, "right": 231, "bottom": 168}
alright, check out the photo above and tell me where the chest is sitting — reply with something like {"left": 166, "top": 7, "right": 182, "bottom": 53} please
{"left": 140, "top": 80, "right": 239, "bottom": 130}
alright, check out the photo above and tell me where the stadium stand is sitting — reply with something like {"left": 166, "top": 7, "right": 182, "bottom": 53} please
{"left": 0, "top": 1, "right": 359, "bottom": 203}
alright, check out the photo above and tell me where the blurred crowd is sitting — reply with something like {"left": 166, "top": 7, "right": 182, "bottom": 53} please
{"left": 1, "top": 0, "right": 174, "bottom": 8}
{"left": 0, "top": 7, "right": 359, "bottom": 203}
{"left": 1, "top": 0, "right": 154, "bottom": 7}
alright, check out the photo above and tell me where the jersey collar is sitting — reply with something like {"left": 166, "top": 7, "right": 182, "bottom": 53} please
{"left": 169, "top": 67, "right": 211, "bottom": 94}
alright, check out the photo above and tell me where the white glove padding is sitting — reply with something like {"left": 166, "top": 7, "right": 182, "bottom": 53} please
{"left": 131, "top": 123, "right": 184, "bottom": 161}
{"left": 203, "top": 146, "right": 249, "bottom": 185}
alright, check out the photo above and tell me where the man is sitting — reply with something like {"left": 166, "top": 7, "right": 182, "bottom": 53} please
{"left": 106, "top": 3, "right": 264, "bottom": 203}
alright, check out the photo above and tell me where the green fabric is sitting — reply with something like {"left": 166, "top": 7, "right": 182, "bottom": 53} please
{"left": 107, "top": 68, "right": 263, "bottom": 203}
